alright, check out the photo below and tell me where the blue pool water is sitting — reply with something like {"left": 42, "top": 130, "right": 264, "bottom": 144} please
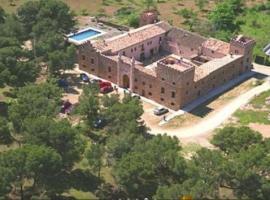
{"left": 69, "top": 29, "right": 101, "bottom": 41}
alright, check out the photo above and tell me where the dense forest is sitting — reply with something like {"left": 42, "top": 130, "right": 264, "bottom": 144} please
{"left": 0, "top": 0, "right": 270, "bottom": 199}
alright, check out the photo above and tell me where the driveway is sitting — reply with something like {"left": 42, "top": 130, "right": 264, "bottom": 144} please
{"left": 149, "top": 80, "right": 270, "bottom": 140}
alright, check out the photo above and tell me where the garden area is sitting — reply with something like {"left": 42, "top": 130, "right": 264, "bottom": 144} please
{"left": 231, "top": 89, "right": 270, "bottom": 136}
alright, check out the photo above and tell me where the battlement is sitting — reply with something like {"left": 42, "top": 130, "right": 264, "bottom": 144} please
{"left": 230, "top": 35, "right": 255, "bottom": 47}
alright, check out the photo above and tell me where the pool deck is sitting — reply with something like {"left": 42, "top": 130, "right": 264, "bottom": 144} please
{"left": 69, "top": 16, "right": 125, "bottom": 45}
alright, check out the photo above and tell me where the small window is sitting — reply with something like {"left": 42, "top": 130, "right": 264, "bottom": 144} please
{"left": 135, "top": 47, "right": 137, "bottom": 51}
{"left": 161, "top": 87, "right": 165, "bottom": 94}
{"left": 148, "top": 92, "right": 152, "bottom": 96}
{"left": 82, "top": 64, "right": 87, "bottom": 68}
{"left": 149, "top": 84, "right": 152, "bottom": 88}
{"left": 159, "top": 37, "right": 162, "bottom": 42}
{"left": 135, "top": 86, "right": 138, "bottom": 89}
{"left": 162, "top": 78, "right": 165, "bottom": 81}
{"left": 185, "top": 91, "right": 189, "bottom": 95}
{"left": 160, "top": 98, "right": 164, "bottom": 101}
{"left": 191, "top": 48, "right": 194, "bottom": 51}
{"left": 171, "top": 102, "right": 175, "bottom": 106}
{"left": 211, "top": 50, "right": 214, "bottom": 54}
{"left": 142, "top": 81, "right": 145, "bottom": 85}
{"left": 186, "top": 82, "right": 189, "bottom": 86}
{"left": 91, "top": 68, "right": 95, "bottom": 72}
{"left": 91, "top": 58, "right": 94, "bottom": 64}
{"left": 123, "top": 51, "right": 126, "bottom": 56}
{"left": 108, "top": 67, "right": 111, "bottom": 72}
{"left": 172, "top": 82, "right": 175, "bottom": 85}
{"left": 235, "top": 50, "right": 239, "bottom": 54}
{"left": 82, "top": 55, "right": 86, "bottom": 60}
{"left": 171, "top": 92, "right": 175, "bottom": 98}
{"left": 135, "top": 78, "right": 138, "bottom": 82}
{"left": 108, "top": 75, "right": 111, "bottom": 79}
{"left": 131, "top": 49, "right": 133, "bottom": 53}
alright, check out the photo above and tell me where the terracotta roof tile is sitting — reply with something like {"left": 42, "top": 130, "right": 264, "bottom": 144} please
{"left": 94, "top": 22, "right": 169, "bottom": 53}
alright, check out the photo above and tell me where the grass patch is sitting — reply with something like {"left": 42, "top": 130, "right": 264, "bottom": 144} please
{"left": 250, "top": 89, "right": 270, "bottom": 108}
{"left": 234, "top": 109, "right": 270, "bottom": 125}
{"left": 0, "top": 86, "right": 12, "bottom": 103}
{"left": 66, "top": 188, "right": 97, "bottom": 199}
{"left": 182, "top": 143, "right": 202, "bottom": 154}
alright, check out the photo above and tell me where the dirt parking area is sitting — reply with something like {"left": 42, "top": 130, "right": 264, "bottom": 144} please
{"left": 141, "top": 101, "right": 172, "bottom": 128}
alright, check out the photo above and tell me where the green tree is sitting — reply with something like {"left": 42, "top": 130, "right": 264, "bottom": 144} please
{"left": 177, "top": 8, "right": 198, "bottom": 30}
{"left": 17, "top": 0, "right": 75, "bottom": 36}
{"left": 208, "top": 0, "right": 242, "bottom": 32}
{"left": 103, "top": 94, "right": 145, "bottom": 135}
{"left": 86, "top": 143, "right": 104, "bottom": 177}
{"left": 24, "top": 117, "right": 86, "bottom": 169}
{"left": 77, "top": 85, "right": 100, "bottom": 129}
{"left": 211, "top": 126, "right": 262, "bottom": 154}
{"left": 8, "top": 81, "right": 62, "bottom": 132}
{"left": 0, "top": 117, "right": 13, "bottom": 144}
{"left": 113, "top": 135, "right": 186, "bottom": 198}
{"left": 195, "top": 0, "right": 208, "bottom": 11}
{"left": 0, "top": 145, "right": 62, "bottom": 199}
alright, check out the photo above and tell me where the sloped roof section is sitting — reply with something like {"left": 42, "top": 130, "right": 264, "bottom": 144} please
{"left": 94, "top": 21, "right": 171, "bottom": 53}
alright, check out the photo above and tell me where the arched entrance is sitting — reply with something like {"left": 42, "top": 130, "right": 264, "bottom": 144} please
{"left": 122, "top": 74, "right": 130, "bottom": 89}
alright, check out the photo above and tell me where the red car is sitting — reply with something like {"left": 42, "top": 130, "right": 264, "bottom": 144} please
{"left": 99, "top": 81, "right": 113, "bottom": 94}
{"left": 60, "top": 100, "right": 73, "bottom": 114}
{"left": 100, "top": 85, "right": 113, "bottom": 94}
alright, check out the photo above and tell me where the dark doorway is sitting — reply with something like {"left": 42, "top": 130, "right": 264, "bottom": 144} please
{"left": 123, "top": 74, "right": 130, "bottom": 89}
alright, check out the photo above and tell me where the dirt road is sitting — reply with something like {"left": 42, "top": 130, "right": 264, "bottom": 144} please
{"left": 150, "top": 80, "right": 270, "bottom": 140}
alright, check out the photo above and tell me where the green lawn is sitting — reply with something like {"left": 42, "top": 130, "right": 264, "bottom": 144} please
{"left": 234, "top": 109, "right": 270, "bottom": 125}
{"left": 239, "top": 10, "right": 270, "bottom": 58}
{"left": 250, "top": 89, "right": 270, "bottom": 108}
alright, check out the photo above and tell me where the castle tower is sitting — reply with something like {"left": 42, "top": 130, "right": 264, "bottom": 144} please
{"left": 230, "top": 35, "right": 256, "bottom": 70}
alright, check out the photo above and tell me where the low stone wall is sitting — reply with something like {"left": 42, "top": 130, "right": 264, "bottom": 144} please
{"left": 97, "top": 19, "right": 130, "bottom": 31}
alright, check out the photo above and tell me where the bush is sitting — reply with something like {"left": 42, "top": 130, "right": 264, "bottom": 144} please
{"left": 128, "top": 13, "right": 140, "bottom": 28}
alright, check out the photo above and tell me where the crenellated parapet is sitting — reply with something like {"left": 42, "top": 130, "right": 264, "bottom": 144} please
{"left": 230, "top": 35, "right": 255, "bottom": 48}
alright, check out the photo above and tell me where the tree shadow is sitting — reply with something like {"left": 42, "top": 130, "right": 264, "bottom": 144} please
{"left": 0, "top": 102, "right": 9, "bottom": 118}
{"left": 69, "top": 168, "right": 102, "bottom": 192}
{"left": 45, "top": 168, "right": 102, "bottom": 198}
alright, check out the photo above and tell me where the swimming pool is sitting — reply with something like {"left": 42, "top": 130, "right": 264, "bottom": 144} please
{"left": 68, "top": 27, "right": 106, "bottom": 44}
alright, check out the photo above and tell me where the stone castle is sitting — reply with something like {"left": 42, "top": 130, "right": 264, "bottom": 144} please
{"left": 77, "top": 15, "right": 255, "bottom": 110}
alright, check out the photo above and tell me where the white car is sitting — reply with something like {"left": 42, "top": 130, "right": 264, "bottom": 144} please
{"left": 154, "top": 107, "right": 169, "bottom": 116}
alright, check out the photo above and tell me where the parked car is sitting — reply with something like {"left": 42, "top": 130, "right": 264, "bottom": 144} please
{"left": 100, "top": 85, "right": 113, "bottom": 94}
{"left": 58, "top": 79, "right": 68, "bottom": 89}
{"left": 90, "top": 79, "right": 101, "bottom": 84}
{"left": 80, "top": 73, "right": 90, "bottom": 82}
{"left": 154, "top": 107, "right": 169, "bottom": 116}
{"left": 93, "top": 118, "right": 106, "bottom": 129}
{"left": 60, "top": 100, "right": 73, "bottom": 114}
{"left": 132, "top": 94, "right": 141, "bottom": 100}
